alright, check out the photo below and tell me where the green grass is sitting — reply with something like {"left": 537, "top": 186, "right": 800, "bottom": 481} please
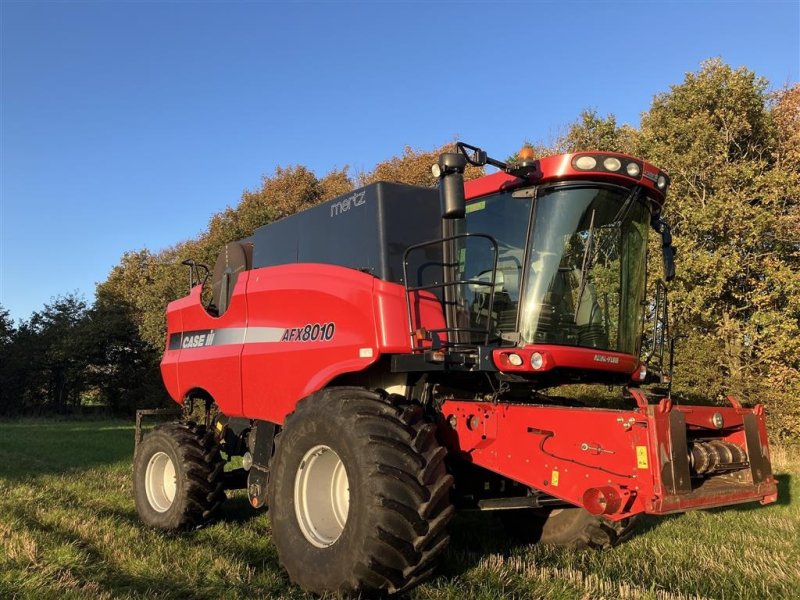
{"left": 0, "top": 419, "right": 797, "bottom": 599}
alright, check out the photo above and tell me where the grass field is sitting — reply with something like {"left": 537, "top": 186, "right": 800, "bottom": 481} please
{"left": 0, "top": 419, "right": 797, "bottom": 599}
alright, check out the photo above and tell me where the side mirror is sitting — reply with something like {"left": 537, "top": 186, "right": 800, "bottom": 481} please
{"left": 434, "top": 153, "right": 467, "bottom": 219}
{"left": 662, "top": 246, "right": 676, "bottom": 282}
{"left": 652, "top": 215, "right": 677, "bottom": 282}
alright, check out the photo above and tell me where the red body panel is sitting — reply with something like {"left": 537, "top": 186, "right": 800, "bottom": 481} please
{"left": 162, "top": 263, "right": 427, "bottom": 423}
{"left": 493, "top": 344, "right": 640, "bottom": 378}
{"left": 440, "top": 398, "right": 777, "bottom": 517}
{"left": 163, "top": 278, "right": 250, "bottom": 410}
{"left": 241, "top": 264, "right": 390, "bottom": 423}
{"left": 464, "top": 152, "right": 668, "bottom": 206}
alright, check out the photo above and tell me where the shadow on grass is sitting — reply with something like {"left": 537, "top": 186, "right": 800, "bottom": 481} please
{"left": 215, "top": 493, "right": 264, "bottom": 525}
{"left": 435, "top": 511, "right": 515, "bottom": 580}
{"left": 7, "top": 497, "right": 295, "bottom": 598}
{"left": 7, "top": 504, "right": 195, "bottom": 597}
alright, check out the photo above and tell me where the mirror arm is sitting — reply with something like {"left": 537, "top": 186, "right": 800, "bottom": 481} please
{"left": 181, "top": 259, "right": 211, "bottom": 292}
{"left": 181, "top": 259, "right": 197, "bottom": 290}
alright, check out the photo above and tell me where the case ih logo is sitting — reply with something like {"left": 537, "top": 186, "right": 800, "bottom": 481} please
{"left": 183, "top": 332, "right": 215, "bottom": 348}
{"left": 330, "top": 191, "right": 366, "bottom": 217}
{"left": 593, "top": 354, "right": 620, "bottom": 364}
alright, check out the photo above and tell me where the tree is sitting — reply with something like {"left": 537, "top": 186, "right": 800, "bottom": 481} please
{"left": 559, "top": 110, "right": 638, "bottom": 155}
{"left": 85, "top": 288, "right": 166, "bottom": 413}
{"left": 636, "top": 60, "right": 800, "bottom": 436}
{"left": 0, "top": 305, "right": 16, "bottom": 414}
{"left": 28, "top": 294, "right": 90, "bottom": 412}
{"left": 359, "top": 144, "right": 484, "bottom": 187}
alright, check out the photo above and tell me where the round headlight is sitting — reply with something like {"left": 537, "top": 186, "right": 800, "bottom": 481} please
{"left": 531, "top": 352, "right": 544, "bottom": 370}
{"left": 431, "top": 164, "right": 442, "bottom": 178}
{"left": 508, "top": 353, "right": 523, "bottom": 367}
{"left": 626, "top": 162, "right": 641, "bottom": 177}
{"left": 603, "top": 157, "right": 622, "bottom": 172}
{"left": 712, "top": 412, "right": 724, "bottom": 429}
{"left": 575, "top": 156, "right": 597, "bottom": 170}
{"left": 657, "top": 174, "right": 667, "bottom": 189}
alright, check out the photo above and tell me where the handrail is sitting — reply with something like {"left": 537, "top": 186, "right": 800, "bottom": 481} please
{"left": 402, "top": 233, "right": 499, "bottom": 351}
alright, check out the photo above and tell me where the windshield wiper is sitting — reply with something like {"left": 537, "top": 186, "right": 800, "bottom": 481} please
{"left": 611, "top": 186, "right": 642, "bottom": 224}
{"left": 590, "top": 186, "right": 644, "bottom": 268}
{"left": 572, "top": 187, "right": 643, "bottom": 323}
{"left": 574, "top": 209, "right": 596, "bottom": 322}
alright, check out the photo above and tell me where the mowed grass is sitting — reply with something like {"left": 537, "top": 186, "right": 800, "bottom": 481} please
{"left": 0, "top": 420, "right": 797, "bottom": 600}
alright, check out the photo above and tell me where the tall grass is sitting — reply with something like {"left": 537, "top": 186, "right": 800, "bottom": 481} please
{"left": 1, "top": 420, "right": 797, "bottom": 599}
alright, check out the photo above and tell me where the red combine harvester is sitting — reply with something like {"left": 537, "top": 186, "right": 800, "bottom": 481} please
{"left": 133, "top": 143, "right": 777, "bottom": 596}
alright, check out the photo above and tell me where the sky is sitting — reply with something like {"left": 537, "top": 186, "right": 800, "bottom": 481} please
{"left": 1, "top": 0, "right": 798, "bottom": 323}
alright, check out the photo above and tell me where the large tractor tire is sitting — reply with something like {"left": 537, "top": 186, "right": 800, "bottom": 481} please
{"left": 540, "top": 507, "right": 638, "bottom": 549}
{"left": 133, "top": 422, "right": 226, "bottom": 530}
{"left": 267, "top": 388, "right": 454, "bottom": 597}
{"left": 500, "top": 507, "right": 638, "bottom": 549}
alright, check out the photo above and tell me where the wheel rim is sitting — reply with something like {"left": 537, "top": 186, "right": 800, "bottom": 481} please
{"left": 294, "top": 445, "right": 350, "bottom": 548}
{"left": 145, "top": 451, "right": 177, "bottom": 512}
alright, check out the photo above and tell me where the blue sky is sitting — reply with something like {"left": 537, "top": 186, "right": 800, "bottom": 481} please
{"left": 1, "top": 0, "right": 798, "bottom": 322}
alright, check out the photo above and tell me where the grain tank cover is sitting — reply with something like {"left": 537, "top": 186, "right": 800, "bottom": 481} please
{"left": 250, "top": 182, "right": 441, "bottom": 284}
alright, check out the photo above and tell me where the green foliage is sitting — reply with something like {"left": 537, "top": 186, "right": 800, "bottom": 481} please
{"left": 636, "top": 60, "right": 800, "bottom": 436}
{"left": 552, "top": 61, "right": 800, "bottom": 436}
{"left": 0, "top": 306, "right": 16, "bottom": 414}
{"left": 559, "top": 110, "right": 638, "bottom": 155}
{"left": 14, "top": 294, "right": 90, "bottom": 413}
{"left": 359, "top": 143, "right": 484, "bottom": 188}
{"left": 0, "top": 293, "right": 164, "bottom": 416}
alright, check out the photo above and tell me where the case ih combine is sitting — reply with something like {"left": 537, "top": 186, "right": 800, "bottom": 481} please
{"left": 133, "top": 144, "right": 777, "bottom": 596}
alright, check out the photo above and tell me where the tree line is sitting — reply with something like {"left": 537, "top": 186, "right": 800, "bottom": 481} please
{"left": 1, "top": 60, "right": 798, "bottom": 437}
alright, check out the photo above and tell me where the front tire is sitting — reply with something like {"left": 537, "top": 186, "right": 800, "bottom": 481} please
{"left": 499, "top": 506, "right": 638, "bottom": 549}
{"left": 267, "top": 388, "right": 454, "bottom": 597}
{"left": 133, "top": 422, "right": 226, "bottom": 530}
{"left": 540, "top": 507, "right": 638, "bottom": 549}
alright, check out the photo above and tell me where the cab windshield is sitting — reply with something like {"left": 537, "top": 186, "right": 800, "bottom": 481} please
{"left": 461, "top": 183, "right": 649, "bottom": 355}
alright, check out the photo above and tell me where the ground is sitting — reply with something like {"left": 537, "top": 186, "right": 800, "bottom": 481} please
{"left": 0, "top": 419, "right": 797, "bottom": 599}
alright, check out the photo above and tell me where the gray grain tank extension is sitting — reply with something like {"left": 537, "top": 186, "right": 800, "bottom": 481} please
{"left": 248, "top": 182, "right": 442, "bottom": 285}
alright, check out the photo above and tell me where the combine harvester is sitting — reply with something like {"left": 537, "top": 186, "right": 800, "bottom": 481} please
{"left": 133, "top": 143, "right": 777, "bottom": 596}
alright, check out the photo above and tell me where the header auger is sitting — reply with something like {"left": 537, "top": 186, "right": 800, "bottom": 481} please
{"left": 133, "top": 143, "right": 777, "bottom": 597}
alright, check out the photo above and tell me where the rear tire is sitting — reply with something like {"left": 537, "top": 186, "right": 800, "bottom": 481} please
{"left": 133, "top": 422, "right": 226, "bottom": 530}
{"left": 267, "top": 388, "right": 454, "bottom": 597}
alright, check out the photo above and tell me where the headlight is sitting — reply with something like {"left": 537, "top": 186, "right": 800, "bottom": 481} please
{"left": 603, "top": 157, "right": 622, "bottom": 172}
{"left": 508, "top": 353, "right": 523, "bottom": 367}
{"left": 575, "top": 156, "right": 597, "bottom": 170}
{"left": 712, "top": 412, "right": 724, "bottom": 429}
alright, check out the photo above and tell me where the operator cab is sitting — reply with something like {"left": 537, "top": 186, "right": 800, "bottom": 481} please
{"left": 425, "top": 144, "right": 675, "bottom": 387}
